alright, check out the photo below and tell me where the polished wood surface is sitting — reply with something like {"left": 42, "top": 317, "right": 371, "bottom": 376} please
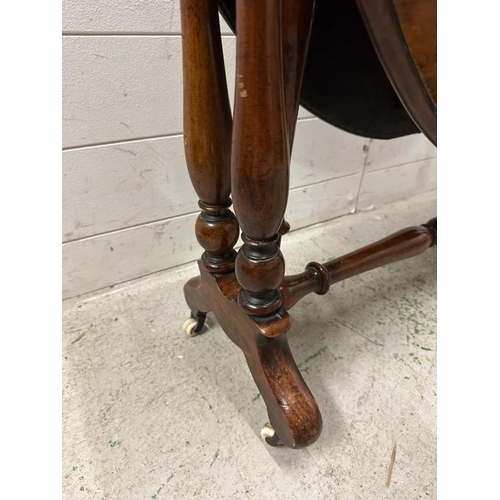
{"left": 232, "top": 0, "right": 291, "bottom": 318}
{"left": 282, "top": 0, "right": 315, "bottom": 148}
{"left": 181, "top": 0, "right": 437, "bottom": 448}
{"left": 393, "top": 0, "right": 437, "bottom": 105}
{"left": 219, "top": 0, "right": 435, "bottom": 141}
{"left": 183, "top": 217, "right": 436, "bottom": 447}
{"left": 185, "top": 264, "right": 322, "bottom": 448}
{"left": 356, "top": 0, "right": 437, "bottom": 144}
{"left": 180, "top": 0, "right": 239, "bottom": 273}
{"left": 279, "top": 0, "right": 314, "bottom": 251}
{"left": 281, "top": 219, "right": 436, "bottom": 310}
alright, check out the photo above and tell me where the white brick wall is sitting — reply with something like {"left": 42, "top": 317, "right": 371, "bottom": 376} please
{"left": 62, "top": 0, "right": 437, "bottom": 299}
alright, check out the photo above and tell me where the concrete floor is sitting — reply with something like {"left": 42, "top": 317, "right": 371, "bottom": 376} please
{"left": 63, "top": 191, "right": 437, "bottom": 500}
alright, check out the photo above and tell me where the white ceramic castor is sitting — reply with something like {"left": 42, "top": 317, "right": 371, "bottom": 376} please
{"left": 260, "top": 422, "right": 283, "bottom": 446}
{"left": 183, "top": 317, "right": 199, "bottom": 337}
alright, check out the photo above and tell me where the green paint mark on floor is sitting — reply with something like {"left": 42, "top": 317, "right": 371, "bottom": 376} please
{"left": 151, "top": 474, "right": 174, "bottom": 500}
{"left": 301, "top": 347, "right": 327, "bottom": 365}
{"left": 252, "top": 393, "right": 261, "bottom": 403}
{"left": 210, "top": 449, "right": 220, "bottom": 467}
{"left": 297, "top": 347, "right": 328, "bottom": 372}
{"left": 151, "top": 482, "right": 166, "bottom": 499}
{"left": 420, "top": 346, "right": 433, "bottom": 351}
{"left": 109, "top": 440, "right": 121, "bottom": 448}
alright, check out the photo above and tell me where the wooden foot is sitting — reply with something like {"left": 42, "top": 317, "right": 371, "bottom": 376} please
{"left": 189, "top": 263, "right": 322, "bottom": 449}
{"left": 183, "top": 276, "right": 211, "bottom": 335}
{"left": 183, "top": 216, "right": 436, "bottom": 446}
{"left": 261, "top": 422, "right": 283, "bottom": 447}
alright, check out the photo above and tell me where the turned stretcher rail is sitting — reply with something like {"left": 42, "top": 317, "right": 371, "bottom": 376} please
{"left": 281, "top": 218, "right": 436, "bottom": 310}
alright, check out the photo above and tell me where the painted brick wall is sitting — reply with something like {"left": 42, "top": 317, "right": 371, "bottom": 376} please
{"left": 62, "top": 0, "right": 437, "bottom": 299}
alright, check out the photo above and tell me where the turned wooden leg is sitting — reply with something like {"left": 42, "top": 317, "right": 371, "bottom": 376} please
{"left": 180, "top": 0, "right": 239, "bottom": 276}
{"left": 179, "top": 0, "right": 323, "bottom": 447}
{"left": 180, "top": 0, "right": 239, "bottom": 335}
{"left": 282, "top": 0, "right": 315, "bottom": 147}
{"left": 183, "top": 276, "right": 210, "bottom": 336}
{"left": 232, "top": 0, "right": 289, "bottom": 319}
{"left": 277, "top": 0, "right": 315, "bottom": 247}
{"left": 231, "top": 0, "right": 314, "bottom": 315}
{"left": 230, "top": 0, "right": 320, "bottom": 446}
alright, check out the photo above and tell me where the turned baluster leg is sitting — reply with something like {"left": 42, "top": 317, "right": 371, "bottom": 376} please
{"left": 180, "top": 0, "right": 239, "bottom": 276}
{"left": 180, "top": 0, "right": 239, "bottom": 331}
{"left": 282, "top": 0, "right": 315, "bottom": 147}
{"left": 232, "top": 0, "right": 290, "bottom": 319}
{"left": 230, "top": 0, "right": 321, "bottom": 447}
{"left": 276, "top": 0, "right": 315, "bottom": 246}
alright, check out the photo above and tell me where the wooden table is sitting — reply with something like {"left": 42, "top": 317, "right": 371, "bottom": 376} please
{"left": 179, "top": 0, "right": 436, "bottom": 448}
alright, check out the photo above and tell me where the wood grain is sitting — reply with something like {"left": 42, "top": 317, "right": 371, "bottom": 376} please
{"left": 393, "top": 0, "right": 437, "bottom": 105}
{"left": 184, "top": 263, "right": 323, "bottom": 448}
{"left": 181, "top": 0, "right": 239, "bottom": 273}
{"left": 231, "top": 0, "right": 290, "bottom": 316}
{"left": 355, "top": 0, "right": 437, "bottom": 144}
{"left": 281, "top": 221, "right": 436, "bottom": 310}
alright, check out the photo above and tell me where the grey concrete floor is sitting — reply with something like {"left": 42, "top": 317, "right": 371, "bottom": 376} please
{"left": 63, "top": 191, "right": 437, "bottom": 500}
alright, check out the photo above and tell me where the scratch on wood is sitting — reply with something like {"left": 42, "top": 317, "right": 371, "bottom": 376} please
{"left": 386, "top": 442, "right": 397, "bottom": 487}
{"left": 71, "top": 332, "right": 86, "bottom": 344}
